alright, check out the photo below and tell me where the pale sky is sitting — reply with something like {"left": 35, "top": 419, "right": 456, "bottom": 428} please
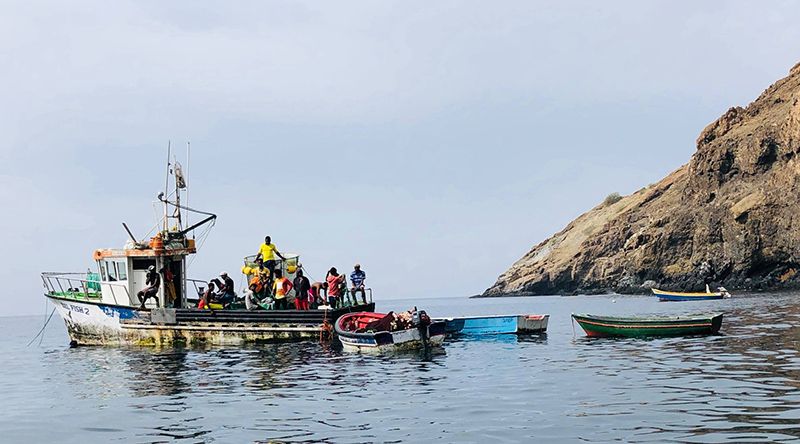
{"left": 2, "top": 1, "right": 799, "bottom": 315}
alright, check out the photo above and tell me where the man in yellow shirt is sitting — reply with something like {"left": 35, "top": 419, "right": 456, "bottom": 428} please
{"left": 255, "top": 235, "right": 285, "bottom": 277}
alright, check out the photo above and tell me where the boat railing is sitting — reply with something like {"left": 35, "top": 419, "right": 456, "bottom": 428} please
{"left": 41, "top": 272, "right": 131, "bottom": 306}
{"left": 186, "top": 278, "right": 207, "bottom": 304}
{"left": 184, "top": 276, "right": 373, "bottom": 309}
{"left": 342, "top": 287, "right": 373, "bottom": 306}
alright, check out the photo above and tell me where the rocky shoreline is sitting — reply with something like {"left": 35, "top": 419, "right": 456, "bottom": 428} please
{"left": 483, "top": 61, "right": 800, "bottom": 298}
{"left": 473, "top": 279, "right": 800, "bottom": 299}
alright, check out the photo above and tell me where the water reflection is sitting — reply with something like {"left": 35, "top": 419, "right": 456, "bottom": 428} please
{"left": 569, "top": 297, "right": 800, "bottom": 442}
{"left": 9, "top": 293, "right": 800, "bottom": 442}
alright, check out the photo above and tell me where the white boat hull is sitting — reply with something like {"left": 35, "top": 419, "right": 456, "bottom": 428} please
{"left": 339, "top": 330, "right": 445, "bottom": 353}
{"left": 47, "top": 296, "right": 357, "bottom": 346}
{"left": 338, "top": 321, "right": 446, "bottom": 354}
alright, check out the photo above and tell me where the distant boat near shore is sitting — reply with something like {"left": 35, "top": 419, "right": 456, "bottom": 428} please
{"left": 652, "top": 286, "right": 731, "bottom": 302}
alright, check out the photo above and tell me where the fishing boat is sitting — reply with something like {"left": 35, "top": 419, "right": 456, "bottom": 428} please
{"left": 436, "top": 314, "right": 549, "bottom": 335}
{"left": 41, "top": 150, "right": 374, "bottom": 346}
{"left": 335, "top": 311, "right": 446, "bottom": 353}
{"left": 571, "top": 313, "right": 723, "bottom": 338}
{"left": 652, "top": 285, "right": 730, "bottom": 302}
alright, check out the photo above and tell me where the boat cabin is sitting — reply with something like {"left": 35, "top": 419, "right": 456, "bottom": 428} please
{"left": 90, "top": 237, "right": 196, "bottom": 309}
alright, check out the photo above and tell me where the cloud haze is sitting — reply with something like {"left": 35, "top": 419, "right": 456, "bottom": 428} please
{"left": 2, "top": 1, "right": 799, "bottom": 315}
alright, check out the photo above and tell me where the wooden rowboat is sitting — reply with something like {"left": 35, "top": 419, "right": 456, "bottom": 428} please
{"left": 652, "top": 287, "right": 730, "bottom": 302}
{"left": 436, "top": 314, "right": 549, "bottom": 335}
{"left": 571, "top": 313, "right": 723, "bottom": 338}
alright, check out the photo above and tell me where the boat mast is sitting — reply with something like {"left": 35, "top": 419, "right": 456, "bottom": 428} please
{"left": 164, "top": 141, "right": 171, "bottom": 233}
{"left": 186, "top": 141, "right": 190, "bottom": 237}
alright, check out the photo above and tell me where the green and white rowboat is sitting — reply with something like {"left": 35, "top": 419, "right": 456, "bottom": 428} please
{"left": 571, "top": 313, "right": 723, "bottom": 338}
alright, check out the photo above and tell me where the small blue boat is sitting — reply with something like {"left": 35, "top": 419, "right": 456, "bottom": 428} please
{"left": 436, "top": 314, "right": 549, "bottom": 335}
{"left": 652, "top": 287, "right": 730, "bottom": 302}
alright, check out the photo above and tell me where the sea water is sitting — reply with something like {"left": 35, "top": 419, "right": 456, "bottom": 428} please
{"left": 3, "top": 293, "right": 800, "bottom": 443}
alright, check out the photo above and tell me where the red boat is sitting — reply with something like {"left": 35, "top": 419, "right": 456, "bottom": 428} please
{"left": 334, "top": 310, "right": 446, "bottom": 353}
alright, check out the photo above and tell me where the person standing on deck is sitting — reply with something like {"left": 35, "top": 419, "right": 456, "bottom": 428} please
{"left": 137, "top": 265, "right": 161, "bottom": 309}
{"left": 293, "top": 269, "right": 311, "bottom": 310}
{"left": 349, "top": 264, "right": 367, "bottom": 305}
{"left": 161, "top": 264, "right": 177, "bottom": 308}
{"left": 326, "top": 267, "right": 346, "bottom": 309}
{"left": 255, "top": 236, "right": 286, "bottom": 277}
{"left": 272, "top": 269, "right": 293, "bottom": 310}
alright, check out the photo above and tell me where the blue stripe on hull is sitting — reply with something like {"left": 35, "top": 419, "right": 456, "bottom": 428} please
{"left": 657, "top": 294, "right": 723, "bottom": 302}
{"left": 445, "top": 316, "right": 519, "bottom": 335}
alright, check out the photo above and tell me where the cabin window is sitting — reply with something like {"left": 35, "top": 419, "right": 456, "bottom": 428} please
{"left": 105, "top": 260, "right": 118, "bottom": 281}
{"left": 116, "top": 261, "right": 127, "bottom": 280}
{"left": 132, "top": 259, "right": 156, "bottom": 271}
{"left": 99, "top": 262, "right": 108, "bottom": 281}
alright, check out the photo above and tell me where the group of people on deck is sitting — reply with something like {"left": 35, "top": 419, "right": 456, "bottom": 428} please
{"left": 197, "top": 235, "right": 369, "bottom": 310}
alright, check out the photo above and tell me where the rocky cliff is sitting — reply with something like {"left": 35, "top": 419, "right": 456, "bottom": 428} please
{"left": 484, "top": 62, "right": 800, "bottom": 296}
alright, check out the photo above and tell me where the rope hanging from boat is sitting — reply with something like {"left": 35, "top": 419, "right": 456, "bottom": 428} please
{"left": 26, "top": 306, "right": 56, "bottom": 347}
{"left": 186, "top": 219, "right": 216, "bottom": 268}
{"left": 319, "top": 308, "right": 332, "bottom": 343}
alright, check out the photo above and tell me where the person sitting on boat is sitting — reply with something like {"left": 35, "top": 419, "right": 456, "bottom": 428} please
{"left": 253, "top": 257, "right": 272, "bottom": 288}
{"left": 255, "top": 236, "right": 285, "bottom": 277}
{"left": 326, "top": 267, "right": 346, "bottom": 308}
{"left": 272, "top": 269, "right": 293, "bottom": 310}
{"left": 137, "top": 265, "right": 161, "bottom": 309}
{"left": 199, "top": 280, "right": 216, "bottom": 309}
{"left": 349, "top": 263, "right": 367, "bottom": 305}
{"left": 217, "top": 272, "right": 236, "bottom": 306}
{"left": 292, "top": 269, "right": 311, "bottom": 310}
{"left": 244, "top": 272, "right": 269, "bottom": 310}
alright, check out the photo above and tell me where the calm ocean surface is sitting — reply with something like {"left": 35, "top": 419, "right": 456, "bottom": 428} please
{"left": 3, "top": 293, "right": 800, "bottom": 443}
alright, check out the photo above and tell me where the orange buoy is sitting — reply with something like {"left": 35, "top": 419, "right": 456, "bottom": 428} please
{"left": 150, "top": 235, "right": 164, "bottom": 251}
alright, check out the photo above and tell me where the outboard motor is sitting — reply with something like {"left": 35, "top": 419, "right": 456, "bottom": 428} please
{"left": 418, "top": 310, "right": 431, "bottom": 327}
{"left": 412, "top": 309, "right": 432, "bottom": 351}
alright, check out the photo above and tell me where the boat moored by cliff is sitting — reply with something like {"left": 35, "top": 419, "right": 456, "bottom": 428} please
{"left": 652, "top": 286, "right": 730, "bottom": 302}
{"left": 571, "top": 313, "right": 723, "bottom": 338}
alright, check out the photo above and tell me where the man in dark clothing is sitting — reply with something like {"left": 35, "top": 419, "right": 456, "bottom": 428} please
{"left": 137, "top": 265, "right": 161, "bottom": 308}
{"left": 292, "top": 269, "right": 311, "bottom": 310}
{"left": 218, "top": 272, "right": 236, "bottom": 306}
